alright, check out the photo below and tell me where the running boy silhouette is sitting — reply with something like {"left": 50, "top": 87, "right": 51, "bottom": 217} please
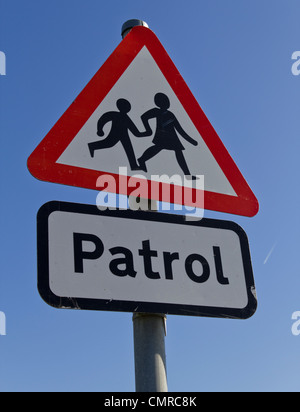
{"left": 137, "top": 93, "right": 198, "bottom": 175}
{"left": 88, "top": 98, "right": 149, "bottom": 171}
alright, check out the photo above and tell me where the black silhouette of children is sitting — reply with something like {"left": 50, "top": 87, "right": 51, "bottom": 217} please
{"left": 88, "top": 93, "right": 198, "bottom": 176}
{"left": 88, "top": 98, "right": 149, "bottom": 171}
{"left": 138, "top": 93, "right": 198, "bottom": 176}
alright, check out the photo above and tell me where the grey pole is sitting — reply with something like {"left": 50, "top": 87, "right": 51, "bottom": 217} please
{"left": 132, "top": 313, "right": 168, "bottom": 392}
{"left": 122, "top": 19, "right": 168, "bottom": 392}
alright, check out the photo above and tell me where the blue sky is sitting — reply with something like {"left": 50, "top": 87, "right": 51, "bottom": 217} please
{"left": 1, "top": 0, "right": 300, "bottom": 392}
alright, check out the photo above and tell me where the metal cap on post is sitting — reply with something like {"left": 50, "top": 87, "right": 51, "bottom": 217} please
{"left": 121, "top": 19, "right": 149, "bottom": 39}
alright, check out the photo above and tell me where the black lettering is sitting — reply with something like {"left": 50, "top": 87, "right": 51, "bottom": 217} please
{"left": 163, "top": 251, "right": 179, "bottom": 280}
{"left": 213, "top": 246, "right": 229, "bottom": 285}
{"left": 73, "top": 233, "right": 104, "bottom": 273}
{"left": 185, "top": 254, "right": 210, "bottom": 283}
{"left": 138, "top": 240, "right": 160, "bottom": 279}
{"left": 109, "top": 246, "right": 137, "bottom": 278}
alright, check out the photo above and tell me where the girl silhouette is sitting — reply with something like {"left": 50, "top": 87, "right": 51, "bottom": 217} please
{"left": 138, "top": 93, "right": 198, "bottom": 175}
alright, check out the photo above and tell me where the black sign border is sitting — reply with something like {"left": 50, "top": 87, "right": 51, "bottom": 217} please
{"left": 37, "top": 201, "right": 257, "bottom": 319}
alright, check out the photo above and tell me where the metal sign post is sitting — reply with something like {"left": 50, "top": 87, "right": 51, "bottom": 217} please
{"left": 133, "top": 312, "right": 168, "bottom": 392}
{"left": 123, "top": 21, "right": 169, "bottom": 393}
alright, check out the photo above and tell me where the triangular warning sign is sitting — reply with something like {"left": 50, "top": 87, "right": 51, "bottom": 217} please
{"left": 27, "top": 26, "right": 259, "bottom": 217}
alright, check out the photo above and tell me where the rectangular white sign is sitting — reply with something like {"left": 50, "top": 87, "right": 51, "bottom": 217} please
{"left": 37, "top": 201, "right": 257, "bottom": 319}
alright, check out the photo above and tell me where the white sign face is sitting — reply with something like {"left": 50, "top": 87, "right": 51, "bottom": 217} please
{"left": 56, "top": 47, "right": 236, "bottom": 196}
{"left": 37, "top": 202, "right": 257, "bottom": 319}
